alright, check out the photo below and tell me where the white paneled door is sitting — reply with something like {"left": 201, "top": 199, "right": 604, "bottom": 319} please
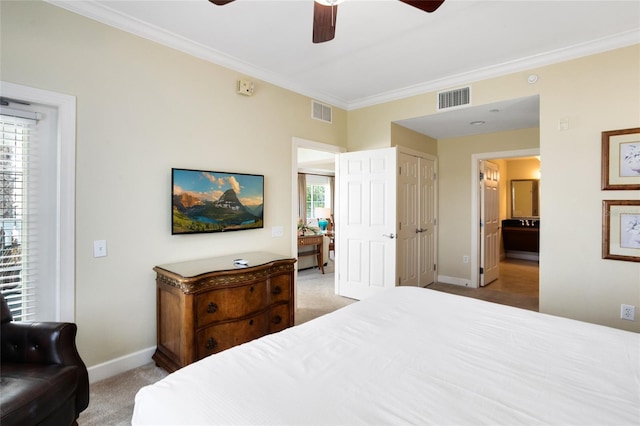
{"left": 397, "top": 152, "right": 436, "bottom": 287}
{"left": 336, "top": 148, "right": 397, "bottom": 300}
{"left": 480, "top": 161, "right": 500, "bottom": 286}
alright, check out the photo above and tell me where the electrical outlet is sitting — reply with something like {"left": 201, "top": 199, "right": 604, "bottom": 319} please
{"left": 620, "top": 304, "right": 635, "bottom": 321}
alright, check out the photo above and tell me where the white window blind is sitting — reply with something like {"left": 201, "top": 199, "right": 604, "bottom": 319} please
{"left": 0, "top": 113, "right": 37, "bottom": 321}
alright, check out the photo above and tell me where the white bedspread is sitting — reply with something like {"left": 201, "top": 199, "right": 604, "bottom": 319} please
{"left": 133, "top": 287, "right": 639, "bottom": 425}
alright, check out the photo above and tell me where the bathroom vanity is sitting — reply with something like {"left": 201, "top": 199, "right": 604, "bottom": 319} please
{"left": 503, "top": 179, "right": 540, "bottom": 261}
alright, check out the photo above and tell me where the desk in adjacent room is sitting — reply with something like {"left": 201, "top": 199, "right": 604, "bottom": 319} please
{"left": 297, "top": 234, "right": 324, "bottom": 274}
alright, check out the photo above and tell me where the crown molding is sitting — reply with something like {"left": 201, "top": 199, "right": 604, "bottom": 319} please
{"left": 45, "top": 1, "right": 639, "bottom": 111}
{"left": 348, "top": 29, "right": 639, "bottom": 110}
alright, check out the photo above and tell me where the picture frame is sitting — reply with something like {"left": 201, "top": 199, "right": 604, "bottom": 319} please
{"left": 601, "top": 127, "right": 640, "bottom": 190}
{"left": 602, "top": 200, "right": 640, "bottom": 262}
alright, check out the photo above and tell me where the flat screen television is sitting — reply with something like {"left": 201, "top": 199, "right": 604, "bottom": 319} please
{"left": 171, "top": 168, "right": 264, "bottom": 235}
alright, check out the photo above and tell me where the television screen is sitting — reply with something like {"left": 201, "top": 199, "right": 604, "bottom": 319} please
{"left": 171, "top": 168, "right": 264, "bottom": 234}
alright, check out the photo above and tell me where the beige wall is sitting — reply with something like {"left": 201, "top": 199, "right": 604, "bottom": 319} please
{"left": 1, "top": 1, "right": 347, "bottom": 367}
{"left": 391, "top": 123, "right": 438, "bottom": 155}
{"left": 349, "top": 46, "right": 640, "bottom": 332}
{"left": 436, "top": 128, "right": 540, "bottom": 285}
{"left": 2, "top": 1, "right": 639, "bottom": 374}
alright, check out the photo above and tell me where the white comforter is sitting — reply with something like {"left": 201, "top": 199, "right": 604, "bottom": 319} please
{"left": 133, "top": 287, "right": 640, "bottom": 425}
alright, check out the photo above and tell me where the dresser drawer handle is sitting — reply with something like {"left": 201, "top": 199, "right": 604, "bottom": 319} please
{"left": 207, "top": 302, "right": 218, "bottom": 314}
{"left": 250, "top": 286, "right": 254, "bottom": 293}
{"left": 206, "top": 337, "right": 217, "bottom": 350}
{"left": 272, "top": 315, "right": 282, "bottom": 325}
{"left": 272, "top": 286, "right": 282, "bottom": 295}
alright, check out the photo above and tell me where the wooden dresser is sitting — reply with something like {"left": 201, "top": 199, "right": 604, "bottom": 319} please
{"left": 152, "top": 252, "right": 296, "bottom": 372}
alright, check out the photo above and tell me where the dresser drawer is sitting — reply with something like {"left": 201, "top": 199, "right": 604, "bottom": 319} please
{"left": 269, "top": 303, "right": 291, "bottom": 334}
{"left": 270, "top": 274, "right": 291, "bottom": 304}
{"left": 196, "top": 312, "right": 268, "bottom": 358}
{"left": 195, "top": 281, "right": 267, "bottom": 328}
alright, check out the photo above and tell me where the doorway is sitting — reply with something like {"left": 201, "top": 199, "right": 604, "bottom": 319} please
{"left": 291, "top": 138, "right": 345, "bottom": 316}
{"left": 471, "top": 149, "right": 540, "bottom": 297}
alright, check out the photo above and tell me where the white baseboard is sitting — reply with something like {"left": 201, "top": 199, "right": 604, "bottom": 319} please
{"left": 437, "top": 275, "right": 471, "bottom": 287}
{"left": 87, "top": 346, "right": 156, "bottom": 384}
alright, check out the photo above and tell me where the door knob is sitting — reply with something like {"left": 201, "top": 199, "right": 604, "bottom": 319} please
{"left": 382, "top": 233, "right": 396, "bottom": 239}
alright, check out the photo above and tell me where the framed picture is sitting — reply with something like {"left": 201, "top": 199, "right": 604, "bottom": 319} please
{"left": 602, "top": 200, "right": 640, "bottom": 262}
{"left": 171, "top": 168, "right": 264, "bottom": 235}
{"left": 601, "top": 127, "right": 640, "bottom": 190}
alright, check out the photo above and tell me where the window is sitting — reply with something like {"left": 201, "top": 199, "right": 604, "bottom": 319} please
{"left": 305, "top": 175, "right": 331, "bottom": 220}
{"left": 0, "top": 112, "right": 36, "bottom": 320}
{"left": 0, "top": 83, "right": 75, "bottom": 322}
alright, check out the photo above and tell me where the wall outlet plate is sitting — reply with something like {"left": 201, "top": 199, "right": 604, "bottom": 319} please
{"left": 621, "top": 304, "right": 635, "bottom": 321}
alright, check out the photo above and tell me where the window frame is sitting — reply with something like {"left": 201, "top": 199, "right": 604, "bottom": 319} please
{"left": 1, "top": 81, "right": 76, "bottom": 322}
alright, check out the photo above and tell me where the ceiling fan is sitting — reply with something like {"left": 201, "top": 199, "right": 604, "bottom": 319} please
{"left": 209, "top": 0, "right": 446, "bottom": 43}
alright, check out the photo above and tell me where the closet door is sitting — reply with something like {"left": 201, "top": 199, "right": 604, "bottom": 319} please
{"left": 419, "top": 156, "right": 436, "bottom": 286}
{"left": 398, "top": 153, "right": 419, "bottom": 286}
{"left": 397, "top": 152, "right": 436, "bottom": 287}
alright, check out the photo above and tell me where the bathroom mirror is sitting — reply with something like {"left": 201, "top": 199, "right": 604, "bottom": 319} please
{"left": 511, "top": 179, "right": 540, "bottom": 218}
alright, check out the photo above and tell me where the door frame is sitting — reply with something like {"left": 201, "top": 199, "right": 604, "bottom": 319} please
{"left": 291, "top": 138, "right": 346, "bottom": 307}
{"left": 470, "top": 148, "right": 539, "bottom": 288}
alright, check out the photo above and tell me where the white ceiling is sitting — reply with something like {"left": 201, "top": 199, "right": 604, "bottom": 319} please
{"left": 396, "top": 95, "right": 540, "bottom": 139}
{"left": 47, "top": 0, "right": 639, "bottom": 139}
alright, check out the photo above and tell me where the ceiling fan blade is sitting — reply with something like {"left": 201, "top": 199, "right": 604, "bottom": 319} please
{"left": 399, "top": 0, "right": 445, "bottom": 13}
{"left": 313, "top": 2, "right": 338, "bottom": 44}
{"left": 209, "top": 0, "right": 235, "bottom": 5}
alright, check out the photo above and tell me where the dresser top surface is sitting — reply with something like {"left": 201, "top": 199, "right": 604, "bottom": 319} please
{"left": 155, "top": 252, "right": 294, "bottom": 278}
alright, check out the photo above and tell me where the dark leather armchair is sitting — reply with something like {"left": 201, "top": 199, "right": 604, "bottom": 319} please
{"left": 0, "top": 294, "right": 89, "bottom": 426}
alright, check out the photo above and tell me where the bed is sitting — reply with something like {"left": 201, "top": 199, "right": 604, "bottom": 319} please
{"left": 132, "top": 287, "right": 639, "bottom": 425}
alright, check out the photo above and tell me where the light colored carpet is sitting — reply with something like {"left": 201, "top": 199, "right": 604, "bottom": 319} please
{"left": 295, "top": 260, "right": 355, "bottom": 324}
{"left": 78, "top": 362, "right": 168, "bottom": 426}
{"left": 79, "top": 261, "right": 351, "bottom": 425}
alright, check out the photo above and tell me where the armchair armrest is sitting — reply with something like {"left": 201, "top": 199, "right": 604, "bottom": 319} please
{"left": 1, "top": 321, "right": 90, "bottom": 412}
{"left": 2, "top": 322, "right": 79, "bottom": 365}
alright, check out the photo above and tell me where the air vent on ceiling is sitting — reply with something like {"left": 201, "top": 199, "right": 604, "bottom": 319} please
{"left": 437, "top": 86, "right": 471, "bottom": 111}
{"left": 312, "top": 100, "right": 332, "bottom": 123}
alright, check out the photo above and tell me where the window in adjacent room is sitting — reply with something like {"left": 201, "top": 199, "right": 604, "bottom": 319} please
{"left": 305, "top": 174, "right": 331, "bottom": 220}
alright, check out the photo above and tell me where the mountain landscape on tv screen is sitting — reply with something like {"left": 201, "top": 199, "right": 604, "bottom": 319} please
{"left": 172, "top": 188, "right": 263, "bottom": 233}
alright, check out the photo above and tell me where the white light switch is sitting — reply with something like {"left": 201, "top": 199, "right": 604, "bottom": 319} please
{"left": 93, "top": 240, "right": 107, "bottom": 258}
{"left": 558, "top": 118, "right": 569, "bottom": 131}
{"left": 271, "top": 226, "right": 283, "bottom": 237}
